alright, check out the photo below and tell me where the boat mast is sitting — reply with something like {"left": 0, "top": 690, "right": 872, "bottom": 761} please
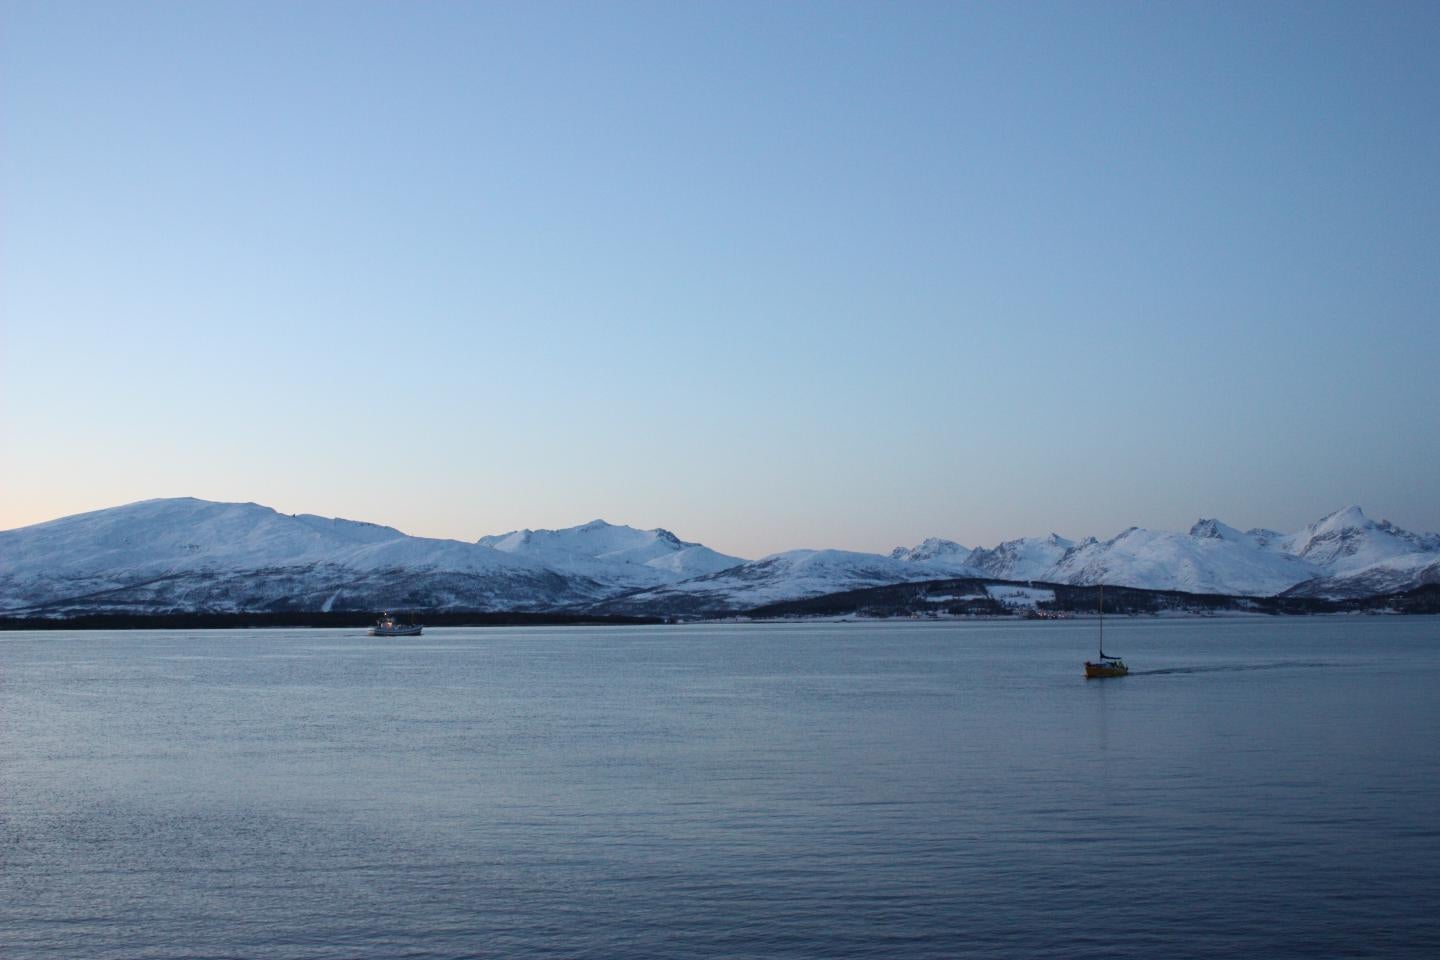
{"left": 1098, "top": 583, "right": 1104, "bottom": 658}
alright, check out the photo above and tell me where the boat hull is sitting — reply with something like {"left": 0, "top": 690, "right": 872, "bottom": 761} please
{"left": 1085, "top": 661, "right": 1128, "bottom": 679}
{"left": 370, "top": 625, "right": 423, "bottom": 637}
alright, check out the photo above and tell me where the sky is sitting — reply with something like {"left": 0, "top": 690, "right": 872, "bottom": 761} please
{"left": 2, "top": 0, "right": 1437, "bottom": 559}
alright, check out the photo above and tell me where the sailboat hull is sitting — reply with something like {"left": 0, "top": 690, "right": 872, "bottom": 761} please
{"left": 1085, "top": 661, "right": 1128, "bottom": 679}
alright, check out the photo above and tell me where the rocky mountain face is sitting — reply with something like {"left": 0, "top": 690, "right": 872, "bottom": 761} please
{"left": 888, "top": 538, "right": 970, "bottom": 563}
{"left": 965, "top": 533, "right": 1076, "bottom": 581}
{"left": 1275, "top": 507, "right": 1440, "bottom": 598}
{"left": 2, "top": 500, "right": 1436, "bottom": 617}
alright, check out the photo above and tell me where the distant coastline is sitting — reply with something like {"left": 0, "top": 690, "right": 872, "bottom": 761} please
{"left": 0, "top": 611, "right": 664, "bottom": 631}
{"left": 6, "top": 500, "right": 1440, "bottom": 622}
{"left": 3, "top": 579, "right": 1436, "bottom": 630}
{"left": 729, "top": 578, "right": 1440, "bottom": 620}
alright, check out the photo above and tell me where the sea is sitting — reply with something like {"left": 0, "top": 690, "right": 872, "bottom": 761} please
{"left": 3, "top": 617, "right": 1439, "bottom": 959}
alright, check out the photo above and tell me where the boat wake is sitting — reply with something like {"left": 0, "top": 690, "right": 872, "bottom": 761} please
{"left": 1130, "top": 661, "right": 1334, "bottom": 676}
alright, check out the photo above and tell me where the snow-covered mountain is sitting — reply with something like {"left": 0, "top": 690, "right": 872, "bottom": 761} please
{"left": 0, "top": 499, "right": 737, "bottom": 615}
{"left": 598, "top": 536, "right": 1111, "bottom": 616}
{"left": 965, "top": 533, "right": 1075, "bottom": 581}
{"left": 2, "top": 499, "right": 1436, "bottom": 616}
{"left": 889, "top": 538, "right": 971, "bottom": 564}
{"left": 1274, "top": 507, "right": 1440, "bottom": 598}
{"left": 909, "top": 507, "right": 1436, "bottom": 602}
{"left": 599, "top": 549, "right": 952, "bottom": 615}
{"left": 478, "top": 519, "right": 743, "bottom": 585}
{"left": 1044, "top": 525, "right": 1315, "bottom": 596}
{"left": 603, "top": 506, "right": 1440, "bottom": 614}
{"left": 1278, "top": 505, "right": 1440, "bottom": 573}
{"left": 886, "top": 533, "right": 1078, "bottom": 583}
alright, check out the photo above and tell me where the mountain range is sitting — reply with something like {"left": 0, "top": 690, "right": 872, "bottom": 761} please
{"left": 2, "top": 498, "right": 1437, "bottom": 617}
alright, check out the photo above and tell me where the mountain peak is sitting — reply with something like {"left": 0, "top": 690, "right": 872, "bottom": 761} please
{"left": 1317, "top": 505, "right": 1368, "bottom": 528}
{"left": 1189, "top": 518, "right": 1248, "bottom": 541}
{"left": 1285, "top": 505, "right": 1436, "bottom": 573}
{"left": 7, "top": 499, "right": 1438, "bottom": 617}
{"left": 473, "top": 517, "right": 744, "bottom": 580}
{"left": 889, "top": 537, "right": 969, "bottom": 562}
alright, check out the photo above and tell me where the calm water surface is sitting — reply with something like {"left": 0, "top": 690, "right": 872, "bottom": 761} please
{"left": 3, "top": 618, "right": 1439, "bottom": 959}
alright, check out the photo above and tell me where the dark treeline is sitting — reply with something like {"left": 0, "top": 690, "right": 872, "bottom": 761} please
{"left": 3, "top": 583, "right": 1436, "bottom": 629}
{"left": 744, "top": 579, "right": 1440, "bottom": 619}
{"left": 0, "top": 611, "right": 664, "bottom": 631}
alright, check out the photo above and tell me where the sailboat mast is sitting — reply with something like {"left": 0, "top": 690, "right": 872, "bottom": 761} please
{"left": 1098, "top": 583, "right": 1104, "bottom": 657}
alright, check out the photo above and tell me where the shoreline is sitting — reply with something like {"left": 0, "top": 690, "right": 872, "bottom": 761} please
{"left": 3, "top": 608, "right": 1436, "bottom": 631}
{"left": 0, "top": 611, "right": 664, "bottom": 631}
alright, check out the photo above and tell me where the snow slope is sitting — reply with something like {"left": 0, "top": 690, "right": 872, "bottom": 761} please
{"left": 605, "top": 507, "right": 1440, "bottom": 613}
{"left": 1274, "top": 507, "right": 1440, "bottom": 598}
{"left": 914, "top": 507, "right": 1439, "bottom": 601}
{"left": 964, "top": 534, "right": 1075, "bottom": 581}
{"left": 1045, "top": 526, "right": 1315, "bottom": 596}
{"left": 478, "top": 519, "right": 744, "bottom": 585}
{"left": 889, "top": 538, "right": 971, "bottom": 563}
{"left": 1278, "top": 506, "right": 1440, "bottom": 574}
{"left": 887, "top": 533, "right": 1078, "bottom": 582}
{"left": 0, "top": 499, "right": 707, "bottom": 614}
{"left": 597, "top": 548, "right": 969, "bottom": 615}
{"left": 3, "top": 500, "right": 1436, "bottom": 615}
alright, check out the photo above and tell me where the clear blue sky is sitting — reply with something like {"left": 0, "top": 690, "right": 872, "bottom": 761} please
{"left": 3, "top": 1, "right": 1437, "bottom": 557}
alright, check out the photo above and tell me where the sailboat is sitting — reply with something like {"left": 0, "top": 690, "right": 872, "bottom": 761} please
{"left": 1084, "top": 584, "right": 1128, "bottom": 678}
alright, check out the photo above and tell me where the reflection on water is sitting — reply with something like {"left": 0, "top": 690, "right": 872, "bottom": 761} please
{"left": 2, "top": 617, "right": 1439, "bottom": 959}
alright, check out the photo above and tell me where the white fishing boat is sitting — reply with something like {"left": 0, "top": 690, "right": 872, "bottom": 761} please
{"left": 370, "top": 612, "right": 422, "bottom": 637}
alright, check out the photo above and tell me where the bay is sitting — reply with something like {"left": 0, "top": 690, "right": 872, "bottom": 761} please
{"left": 3, "top": 617, "right": 1439, "bottom": 959}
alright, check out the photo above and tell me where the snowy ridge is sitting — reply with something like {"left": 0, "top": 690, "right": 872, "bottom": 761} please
{"left": 1277, "top": 506, "right": 1440, "bottom": 574}
{"left": 478, "top": 519, "right": 743, "bottom": 584}
{"left": 600, "top": 506, "right": 1440, "bottom": 613}
{"left": 889, "top": 538, "right": 970, "bottom": 563}
{"left": 934, "top": 506, "right": 1437, "bottom": 601}
{"left": 600, "top": 549, "right": 954, "bottom": 615}
{"left": 1046, "top": 526, "right": 1313, "bottom": 596}
{"left": 2, "top": 499, "right": 1437, "bottom": 615}
{"left": 888, "top": 533, "right": 1075, "bottom": 582}
{"left": 965, "top": 533, "right": 1075, "bottom": 581}
{"left": 0, "top": 499, "right": 732, "bottom": 615}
